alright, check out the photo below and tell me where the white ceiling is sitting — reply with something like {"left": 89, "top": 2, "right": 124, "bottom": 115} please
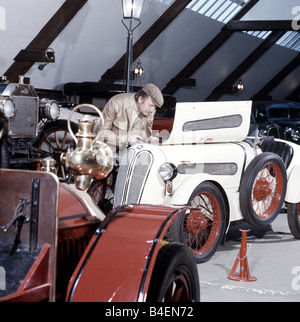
{"left": 0, "top": 0, "right": 299, "bottom": 103}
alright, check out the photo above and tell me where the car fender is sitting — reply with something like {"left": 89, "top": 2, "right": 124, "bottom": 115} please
{"left": 170, "top": 173, "right": 217, "bottom": 206}
{"left": 286, "top": 164, "right": 300, "bottom": 203}
{"left": 66, "top": 204, "right": 194, "bottom": 302}
{"left": 169, "top": 174, "right": 243, "bottom": 226}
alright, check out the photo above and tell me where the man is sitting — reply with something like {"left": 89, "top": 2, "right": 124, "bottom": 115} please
{"left": 98, "top": 83, "right": 164, "bottom": 152}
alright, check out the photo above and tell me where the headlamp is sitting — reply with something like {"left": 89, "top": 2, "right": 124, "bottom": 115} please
{"left": 159, "top": 162, "right": 177, "bottom": 182}
{"left": 0, "top": 97, "right": 16, "bottom": 119}
{"left": 39, "top": 98, "right": 60, "bottom": 121}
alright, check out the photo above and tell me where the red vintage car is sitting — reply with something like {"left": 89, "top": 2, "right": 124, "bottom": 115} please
{"left": 0, "top": 169, "right": 200, "bottom": 302}
{"left": 0, "top": 102, "right": 200, "bottom": 302}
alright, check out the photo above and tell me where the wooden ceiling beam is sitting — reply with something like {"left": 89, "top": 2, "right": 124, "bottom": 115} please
{"left": 162, "top": 0, "right": 261, "bottom": 95}
{"left": 4, "top": 0, "right": 88, "bottom": 83}
{"left": 204, "top": 31, "right": 286, "bottom": 101}
{"left": 253, "top": 53, "right": 300, "bottom": 100}
{"left": 224, "top": 20, "right": 294, "bottom": 31}
{"left": 99, "top": 0, "right": 194, "bottom": 84}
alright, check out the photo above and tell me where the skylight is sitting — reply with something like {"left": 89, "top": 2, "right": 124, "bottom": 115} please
{"left": 276, "top": 31, "right": 300, "bottom": 52}
{"left": 156, "top": 0, "right": 300, "bottom": 52}
{"left": 242, "top": 31, "right": 300, "bottom": 52}
{"left": 186, "top": 0, "right": 251, "bottom": 24}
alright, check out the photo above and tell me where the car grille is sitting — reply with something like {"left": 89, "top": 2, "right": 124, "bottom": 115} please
{"left": 114, "top": 148, "right": 153, "bottom": 207}
{"left": 9, "top": 96, "right": 38, "bottom": 138}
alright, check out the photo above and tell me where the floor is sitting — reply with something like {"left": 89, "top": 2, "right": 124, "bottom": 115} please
{"left": 198, "top": 213, "right": 300, "bottom": 302}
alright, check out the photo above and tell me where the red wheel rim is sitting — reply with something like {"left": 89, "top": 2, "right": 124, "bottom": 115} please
{"left": 164, "top": 274, "right": 190, "bottom": 302}
{"left": 251, "top": 162, "right": 284, "bottom": 218}
{"left": 184, "top": 192, "right": 221, "bottom": 255}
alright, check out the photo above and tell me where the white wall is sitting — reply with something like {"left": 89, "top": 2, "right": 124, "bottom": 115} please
{"left": 0, "top": 0, "right": 299, "bottom": 102}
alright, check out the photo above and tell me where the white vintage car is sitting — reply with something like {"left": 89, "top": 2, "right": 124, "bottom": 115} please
{"left": 113, "top": 100, "right": 300, "bottom": 263}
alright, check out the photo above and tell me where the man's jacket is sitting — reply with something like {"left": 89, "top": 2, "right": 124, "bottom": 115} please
{"left": 99, "top": 93, "right": 154, "bottom": 148}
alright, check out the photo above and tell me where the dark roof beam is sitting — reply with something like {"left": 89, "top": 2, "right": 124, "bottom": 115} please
{"left": 4, "top": 0, "right": 88, "bottom": 83}
{"left": 204, "top": 30, "right": 286, "bottom": 101}
{"left": 224, "top": 20, "right": 295, "bottom": 31}
{"left": 253, "top": 53, "right": 300, "bottom": 100}
{"left": 162, "top": 0, "right": 261, "bottom": 95}
{"left": 99, "top": 0, "right": 194, "bottom": 84}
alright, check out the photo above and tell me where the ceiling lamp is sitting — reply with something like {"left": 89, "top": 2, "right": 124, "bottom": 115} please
{"left": 121, "top": 0, "right": 145, "bottom": 92}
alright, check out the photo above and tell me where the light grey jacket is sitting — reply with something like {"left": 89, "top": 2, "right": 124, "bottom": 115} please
{"left": 99, "top": 93, "right": 154, "bottom": 148}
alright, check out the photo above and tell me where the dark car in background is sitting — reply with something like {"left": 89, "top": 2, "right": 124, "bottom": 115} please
{"left": 250, "top": 101, "right": 300, "bottom": 144}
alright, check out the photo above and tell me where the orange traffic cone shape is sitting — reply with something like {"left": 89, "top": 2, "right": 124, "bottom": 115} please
{"left": 228, "top": 229, "right": 257, "bottom": 282}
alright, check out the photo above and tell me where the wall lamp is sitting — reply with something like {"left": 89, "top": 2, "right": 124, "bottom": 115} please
{"left": 134, "top": 59, "right": 144, "bottom": 82}
{"left": 13, "top": 47, "right": 55, "bottom": 71}
{"left": 233, "top": 79, "right": 244, "bottom": 94}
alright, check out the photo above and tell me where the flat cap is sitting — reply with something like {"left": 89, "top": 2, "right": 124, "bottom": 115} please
{"left": 142, "top": 83, "right": 164, "bottom": 107}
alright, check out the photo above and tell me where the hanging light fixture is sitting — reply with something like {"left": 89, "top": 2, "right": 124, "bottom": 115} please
{"left": 121, "top": 0, "right": 145, "bottom": 92}
{"left": 122, "top": 0, "right": 144, "bottom": 20}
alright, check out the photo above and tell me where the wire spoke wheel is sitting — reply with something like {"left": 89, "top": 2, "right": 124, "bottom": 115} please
{"left": 185, "top": 192, "right": 221, "bottom": 255}
{"left": 251, "top": 163, "right": 283, "bottom": 218}
{"left": 169, "top": 182, "right": 226, "bottom": 263}
{"left": 240, "top": 152, "right": 287, "bottom": 227}
{"left": 87, "top": 178, "right": 114, "bottom": 214}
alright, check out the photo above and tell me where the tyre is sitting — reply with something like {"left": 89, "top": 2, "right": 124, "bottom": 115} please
{"left": 169, "top": 182, "right": 226, "bottom": 263}
{"left": 287, "top": 203, "right": 300, "bottom": 239}
{"left": 240, "top": 152, "right": 287, "bottom": 227}
{"left": 146, "top": 243, "right": 200, "bottom": 302}
{"left": 33, "top": 120, "right": 77, "bottom": 178}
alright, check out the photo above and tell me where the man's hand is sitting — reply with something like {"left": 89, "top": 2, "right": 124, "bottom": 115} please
{"left": 149, "top": 136, "right": 160, "bottom": 145}
{"left": 127, "top": 134, "right": 144, "bottom": 146}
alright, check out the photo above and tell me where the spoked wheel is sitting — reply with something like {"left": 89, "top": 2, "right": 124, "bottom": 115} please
{"left": 147, "top": 243, "right": 200, "bottom": 302}
{"left": 87, "top": 178, "right": 114, "bottom": 214}
{"left": 240, "top": 152, "right": 287, "bottom": 227}
{"left": 169, "top": 182, "right": 226, "bottom": 263}
{"left": 287, "top": 203, "right": 300, "bottom": 239}
{"left": 33, "top": 120, "right": 77, "bottom": 178}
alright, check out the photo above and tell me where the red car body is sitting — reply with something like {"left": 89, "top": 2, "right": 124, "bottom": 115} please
{"left": 0, "top": 169, "right": 199, "bottom": 302}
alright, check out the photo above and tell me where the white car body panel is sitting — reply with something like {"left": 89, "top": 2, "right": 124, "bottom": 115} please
{"left": 114, "top": 100, "right": 300, "bottom": 228}
{"left": 164, "top": 101, "right": 252, "bottom": 145}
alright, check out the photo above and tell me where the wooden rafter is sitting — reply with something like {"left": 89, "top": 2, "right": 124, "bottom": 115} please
{"left": 253, "top": 53, "right": 300, "bottom": 100}
{"left": 224, "top": 20, "right": 294, "bottom": 31}
{"left": 4, "top": 0, "right": 88, "bottom": 83}
{"left": 162, "top": 0, "right": 261, "bottom": 95}
{"left": 204, "top": 31, "right": 286, "bottom": 101}
{"left": 99, "top": 0, "right": 194, "bottom": 84}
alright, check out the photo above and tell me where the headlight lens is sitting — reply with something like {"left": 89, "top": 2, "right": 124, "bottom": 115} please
{"left": 159, "top": 162, "right": 177, "bottom": 182}
{"left": 0, "top": 97, "right": 16, "bottom": 119}
{"left": 40, "top": 98, "right": 60, "bottom": 121}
